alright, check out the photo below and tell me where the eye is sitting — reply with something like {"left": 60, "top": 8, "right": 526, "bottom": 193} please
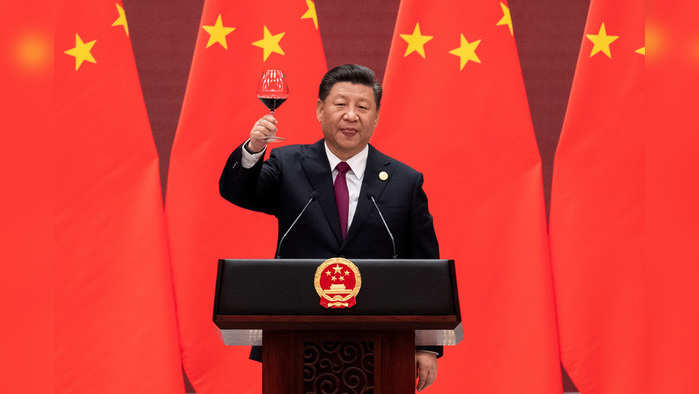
{"left": 335, "top": 102, "right": 346, "bottom": 107}
{"left": 359, "top": 105, "right": 369, "bottom": 110}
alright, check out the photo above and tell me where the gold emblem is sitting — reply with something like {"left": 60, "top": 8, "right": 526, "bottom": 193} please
{"left": 314, "top": 257, "right": 361, "bottom": 308}
{"left": 378, "top": 171, "right": 389, "bottom": 181}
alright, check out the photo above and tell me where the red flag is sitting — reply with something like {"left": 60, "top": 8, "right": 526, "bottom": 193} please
{"left": 549, "top": 0, "right": 647, "bottom": 392}
{"left": 54, "top": 1, "right": 183, "bottom": 392}
{"left": 374, "top": 1, "right": 561, "bottom": 392}
{"left": 165, "top": 0, "right": 326, "bottom": 391}
{"left": 647, "top": 2, "right": 699, "bottom": 391}
{"left": 1, "top": 2, "right": 54, "bottom": 392}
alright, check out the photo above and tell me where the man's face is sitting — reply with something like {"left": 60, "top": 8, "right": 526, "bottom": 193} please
{"left": 316, "top": 82, "right": 379, "bottom": 159}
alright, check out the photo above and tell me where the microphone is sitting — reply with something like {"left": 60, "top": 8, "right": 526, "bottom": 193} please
{"left": 368, "top": 193, "right": 398, "bottom": 259}
{"left": 276, "top": 191, "right": 317, "bottom": 258}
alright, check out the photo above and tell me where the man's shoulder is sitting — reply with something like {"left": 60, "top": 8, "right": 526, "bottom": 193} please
{"left": 370, "top": 145, "right": 422, "bottom": 178}
{"left": 269, "top": 140, "right": 322, "bottom": 159}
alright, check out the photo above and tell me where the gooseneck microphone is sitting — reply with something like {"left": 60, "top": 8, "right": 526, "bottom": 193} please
{"left": 276, "top": 191, "right": 317, "bottom": 259}
{"left": 368, "top": 194, "right": 398, "bottom": 259}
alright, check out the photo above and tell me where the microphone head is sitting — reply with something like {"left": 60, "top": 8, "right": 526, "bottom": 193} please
{"left": 310, "top": 190, "right": 319, "bottom": 200}
{"left": 367, "top": 193, "right": 375, "bottom": 200}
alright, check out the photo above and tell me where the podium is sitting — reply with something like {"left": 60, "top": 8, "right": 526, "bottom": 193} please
{"left": 214, "top": 259, "right": 461, "bottom": 394}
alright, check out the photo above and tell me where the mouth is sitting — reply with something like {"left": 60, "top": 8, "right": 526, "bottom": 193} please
{"left": 339, "top": 127, "right": 358, "bottom": 136}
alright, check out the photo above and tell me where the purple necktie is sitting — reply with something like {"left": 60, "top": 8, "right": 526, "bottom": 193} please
{"left": 334, "top": 162, "right": 351, "bottom": 238}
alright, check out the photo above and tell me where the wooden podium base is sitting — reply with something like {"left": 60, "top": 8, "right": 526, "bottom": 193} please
{"left": 263, "top": 330, "right": 415, "bottom": 394}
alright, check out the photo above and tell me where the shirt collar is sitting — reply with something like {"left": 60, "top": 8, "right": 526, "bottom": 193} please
{"left": 324, "top": 142, "right": 369, "bottom": 181}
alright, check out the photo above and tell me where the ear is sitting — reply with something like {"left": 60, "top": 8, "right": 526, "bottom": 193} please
{"left": 316, "top": 99, "right": 323, "bottom": 122}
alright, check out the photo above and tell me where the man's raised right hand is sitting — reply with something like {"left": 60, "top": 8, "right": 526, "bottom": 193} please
{"left": 247, "top": 114, "right": 278, "bottom": 153}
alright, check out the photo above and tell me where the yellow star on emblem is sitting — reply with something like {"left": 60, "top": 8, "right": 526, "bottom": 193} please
{"left": 112, "top": 3, "right": 129, "bottom": 36}
{"left": 64, "top": 34, "right": 96, "bottom": 71}
{"left": 496, "top": 2, "right": 513, "bottom": 36}
{"left": 252, "top": 25, "right": 285, "bottom": 62}
{"left": 586, "top": 22, "right": 619, "bottom": 58}
{"left": 333, "top": 264, "right": 343, "bottom": 274}
{"left": 635, "top": 46, "right": 646, "bottom": 55}
{"left": 399, "top": 22, "right": 433, "bottom": 58}
{"left": 202, "top": 14, "right": 236, "bottom": 49}
{"left": 301, "top": 0, "right": 319, "bottom": 30}
{"left": 448, "top": 34, "right": 481, "bottom": 70}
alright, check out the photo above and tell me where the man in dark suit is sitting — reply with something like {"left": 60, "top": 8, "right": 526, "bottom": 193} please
{"left": 219, "top": 64, "right": 440, "bottom": 391}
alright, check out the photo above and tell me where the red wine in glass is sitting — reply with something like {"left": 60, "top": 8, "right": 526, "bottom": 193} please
{"left": 257, "top": 69, "right": 288, "bottom": 142}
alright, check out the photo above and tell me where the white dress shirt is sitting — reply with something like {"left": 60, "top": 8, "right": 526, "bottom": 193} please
{"left": 241, "top": 140, "right": 368, "bottom": 232}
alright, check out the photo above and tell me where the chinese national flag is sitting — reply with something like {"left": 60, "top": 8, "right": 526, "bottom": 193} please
{"left": 165, "top": 0, "right": 326, "bottom": 392}
{"left": 647, "top": 2, "right": 699, "bottom": 391}
{"left": 54, "top": 1, "right": 183, "bottom": 393}
{"left": 373, "top": 0, "right": 561, "bottom": 392}
{"left": 549, "top": 0, "right": 647, "bottom": 392}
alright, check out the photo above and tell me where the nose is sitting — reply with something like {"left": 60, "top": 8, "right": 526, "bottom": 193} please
{"left": 343, "top": 108, "right": 359, "bottom": 121}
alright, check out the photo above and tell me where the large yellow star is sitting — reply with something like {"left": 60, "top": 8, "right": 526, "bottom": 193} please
{"left": 586, "top": 22, "right": 619, "bottom": 58}
{"left": 448, "top": 34, "right": 481, "bottom": 70}
{"left": 399, "top": 22, "right": 433, "bottom": 58}
{"left": 112, "top": 3, "right": 129, "bottom": 36}
{"left": 64, "top": 34, "right": 96, "bottom": 71}
{"left": 496, "top": 2, "right": 513, "bottom": 36}
{"left": 301, "top": 0, "right": 319, "bottom": 30}
{"left": 252, "top": 25, "right": 285, "bottom": 62}
{"left": 202, "top": 14, "right": 236, "bottom": 49}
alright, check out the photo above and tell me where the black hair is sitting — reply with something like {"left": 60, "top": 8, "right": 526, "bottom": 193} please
{"left": 318, "top": 64, "right": 382, "bottom": 109}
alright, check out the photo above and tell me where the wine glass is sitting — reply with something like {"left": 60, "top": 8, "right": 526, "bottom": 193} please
{"left": 257, "top": 69, "right": 288, "bottom": 142}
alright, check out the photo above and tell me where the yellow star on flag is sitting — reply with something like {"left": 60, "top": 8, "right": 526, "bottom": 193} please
{"left": 64, "top": 34, "right": 96, "bottom": 71}
{"left": 496, "top": 2, "right": 513, "bottom": 36}
{"left": 112, "top": 3, "right": 129, "bottom": 36}
{"left": 448, "top": 34, "right": 481, "bottom": 70}
{"left": 399, "top": 22, "right": 433, "bottom": 58}
{"left": 635, "top": 46, "right": 646, "bottom": 55}
{"left": 301, "top": 0, "right": 319, "bottom": 30}
{"left": 202, "top": 14, "right": 236, "bottom": 49}
{"left": 586, "top": 22, "right": 619, "bottom": 58}
{"left": 252, "top": 25, "right": 285, "bottom": 61}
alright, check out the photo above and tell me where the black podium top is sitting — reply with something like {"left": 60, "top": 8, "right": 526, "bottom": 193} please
{"left": 214, "top": 259, "right": 460, "bottom": 330}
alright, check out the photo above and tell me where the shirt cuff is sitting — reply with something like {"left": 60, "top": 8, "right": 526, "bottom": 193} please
{"left": 241, "top": 139, "right": 266, "bottom": 169}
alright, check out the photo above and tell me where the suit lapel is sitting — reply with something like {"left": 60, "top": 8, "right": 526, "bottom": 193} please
{"left": 300, "top": 140, "right": 343, "bottom": 245}
{"left": 343, "top": 145, "right": 391, "bottom": 246}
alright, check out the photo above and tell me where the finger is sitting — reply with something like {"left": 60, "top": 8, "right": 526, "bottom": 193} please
{"left": 417, "top": 365, "right": 428, "bottom": 391}
{"left": 422, "top": 368, "right": 435, "bottom": 390}
{"left": 257, "top": 119, "right": 278, "bottom": 132}
{"left": 261, "top": 114, "right": 278, "bottom": 124}
{"left": 251, "top": 129, "right": 271, "bottom": 141}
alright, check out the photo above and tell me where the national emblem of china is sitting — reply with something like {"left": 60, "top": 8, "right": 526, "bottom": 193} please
{"left": 314, "top": 257, "right": 362, "bottom": 309}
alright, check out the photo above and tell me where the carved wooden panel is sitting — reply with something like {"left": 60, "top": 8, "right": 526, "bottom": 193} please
{"left": 303, "top": 340, "right": 375, "bottom": 394}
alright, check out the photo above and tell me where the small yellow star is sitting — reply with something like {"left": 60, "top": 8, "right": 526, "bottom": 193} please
{"left": 332, "top": 264, "right": 343, "bottom": 274}
{"left": 325, "top": 270, "right": 331, "bottom": 276}
{"left": 202, "top": 14, "right": 236, "bottom": 49}
{"left": 399, "top": 22, "right": 434, "bottom": 58}
{"left": 331, "top": 276, "right": 338, "bottom": 281}
{"left": 301, "top": 0, "right": 319, "bottom": 30}
{"left": 586, "top": 22, "right": 619, "bottom": 58}
{"left": 112, "top": 3, "right": 129, "bottom": 36}
{"left": 337, "top": 276, "right": 344, "bottom": 281}
{"left": 635, "top": 46, "right": 646, "bottom": 55}
{"left": 64, "top": 34, "right": 96, "bottom": 71}
{"left": 448, "top": 34, "right": 481, "bottom": 70}
{"left": 252, "top": 25, "right": 285, "bottom": 62}
{"left": 496, "top": 2, "right": 513, "bottom": 36}
{"left": 344, "top": 270, "right": 349, "bottom": 276}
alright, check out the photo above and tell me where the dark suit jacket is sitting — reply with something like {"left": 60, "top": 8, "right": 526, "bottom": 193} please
{"left": 219, "top": 139, "right": 442, "bottom": 359}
